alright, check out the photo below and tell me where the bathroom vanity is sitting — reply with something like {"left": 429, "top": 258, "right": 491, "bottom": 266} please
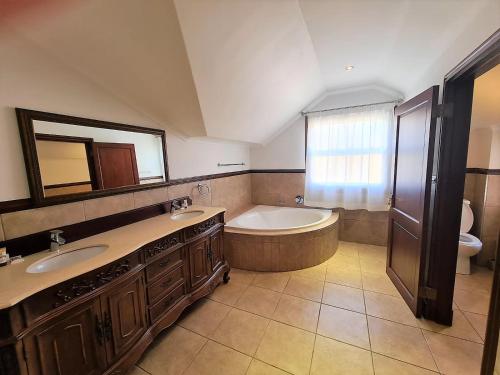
{"left": 0, "top": 207, "right": 229, "bottom": 375}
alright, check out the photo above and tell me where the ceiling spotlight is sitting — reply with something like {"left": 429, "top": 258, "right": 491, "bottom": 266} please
{"left": 345, "top": 65, "right": 354, "bottom": 71}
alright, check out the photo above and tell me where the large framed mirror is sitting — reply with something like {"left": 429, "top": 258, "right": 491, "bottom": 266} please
{"left": 16, "top": 108, "right": 169, "bottom": 206}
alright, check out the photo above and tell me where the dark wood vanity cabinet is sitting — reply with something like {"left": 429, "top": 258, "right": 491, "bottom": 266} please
{"left": 0, "top": 212, "right": 229, "bottom": 375}
{"left": 23, "top": 299, "right": 106, "bottom": 375}
{"left": 101, "top": 272, "right": 147, "bottom": 364}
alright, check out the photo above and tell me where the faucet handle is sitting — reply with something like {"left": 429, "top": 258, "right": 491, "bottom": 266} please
{"left": 50, "top": 229, "right": 65, "bottom": 243}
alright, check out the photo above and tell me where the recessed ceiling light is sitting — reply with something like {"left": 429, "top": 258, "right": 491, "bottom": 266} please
{"left": 345, "top": 65, "right": 354, "bottom": 71}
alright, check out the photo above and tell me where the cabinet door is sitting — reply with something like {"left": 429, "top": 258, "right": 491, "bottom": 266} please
{"left": 189, "top": 238, "right": 210, "bottom": 290}
{"left": 102, "top": 272, "right": 147, "bottom": 364}
{"left": 209, "top": 229, "right": 224, "bottom": 272}
{"left": 24, "top": 299, "right": 106, "bottom": 375}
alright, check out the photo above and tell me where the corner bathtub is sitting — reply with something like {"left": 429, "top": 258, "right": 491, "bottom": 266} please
{"left": 225, "top": 205, "right": 339, "bottom": 271}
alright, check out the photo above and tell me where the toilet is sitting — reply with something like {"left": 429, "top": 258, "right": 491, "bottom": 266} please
{"left": 457, "top": 199, "right": 482, "bottom": 274}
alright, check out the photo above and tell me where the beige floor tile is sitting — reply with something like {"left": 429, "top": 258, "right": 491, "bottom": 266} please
{"left": 317, "top": 304, "right": 370, "bottom": 349}
{"left": 246, "top": 359, "right": 289, "bottom": 375}
{"left": 418, "top": 308, "right": 482, "bottom": 343}
{"left": 372, "top": 353, "right": 438, "bottom": 374}
{"left": 255, "top": 321, "right": 315, "bottom": 375}
{"left": 463, "top": 311, "right": 488, "bottom": 341}
{"left": 273, "top": 294, "right": 320, "bottom": 332}
{"left": 326, "top": 266, "right": 363, "bottom": 289}
{"left": 138, "top": 325, "right": 207, "bottom": 375}
{"left": 184, "top": 340, "right": 251, "bottom": 375}
{"left": 211, "top": 309, "right": 269, "bottom": 356}
{"left": 423, "top": 330, "right": 484, "bottom": 375}
{"left": 252, "top": 272, "right": 290, "bottom": 292}
{"left": 360, "top": 257, "right": 387, "bottom": 274}
{"left": 311, "top": 335, "right": 373, "bottom": 375}
{"left": 208, "top": 280, "right": 248, "bottom": 306}
{"left": 129, "top": 366, "right": 149, "bottom": 375}
{"left": 361, "top": 271, "right": 399, "bottom": 296}
{"left": 235, "top": 286, "right": 281, "bottom": 318}
{"left": 335, "top": 241, "right": 360, "bottom": 258}
{"left": 454, "top": 267, "right": 493, "bottom": 294}
{"left": 230, "top": 268, "right": 258, "bottom": 285}
{"left": 454, "top": 288, "right": 490, "bottom": 315}
{"left": 364, "top": 290, "right": 418, "bottom": 326}
{"left": 289, "top": 264, "right": 327, "bottom": 281}
{"left": 322, "top": 282, "right": 365, "bottom": 313}
{"left": 283, "top": 276, "right": 324, "bottom": 302}
{"left": 358, "top": 245, "right": 387, "bottom": 261}
{"left": 368, "top": 316, "right": 437, "bottom": 371}
{"left": 328, "top": 253, "right": 361, "bottom": 269}
{"left": 178, "top": 299, "right": 231, "bottom": 337}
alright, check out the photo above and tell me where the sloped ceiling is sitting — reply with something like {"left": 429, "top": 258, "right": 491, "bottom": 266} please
{"left": 1, "top": 0, "right": 499, "bottom": 144}
{"left": 4, "top": 0, "right": 206, "bottom": 137}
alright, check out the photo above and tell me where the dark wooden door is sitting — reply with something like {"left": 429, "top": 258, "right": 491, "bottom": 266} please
{"left": 92, "top": 142, "right": 140, "bottom": 189}
{"left": 101, "top": 272, "right": 146, "bottom": 364}
{"left": 189, "top": 238, "right": 210, "bottom": 290}
{"left": 386, "top": 86, "right": 439, "bottom": 317}
{"left": 24, "top": 298, "right": 106, "bottom": 375}
{"left": 209, "top": 229, "right": 223, "bottom": 273}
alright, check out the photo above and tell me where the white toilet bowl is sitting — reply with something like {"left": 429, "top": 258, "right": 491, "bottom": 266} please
{"left": 457, "top": 232, "right": 482, "bottom": 274}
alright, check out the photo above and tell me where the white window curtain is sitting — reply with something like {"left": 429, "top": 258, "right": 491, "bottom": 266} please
{"left": 304, "top": 104, "right": 395, "bottom": 211}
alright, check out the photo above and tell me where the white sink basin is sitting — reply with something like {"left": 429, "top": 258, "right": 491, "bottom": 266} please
{"left": 26, "top": 245, "right": 108, "bottom": 274}
{"left": 171, "top": 210, "right": 205, "bottom": 221}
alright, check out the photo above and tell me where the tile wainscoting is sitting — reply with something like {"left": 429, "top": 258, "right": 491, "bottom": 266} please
{"left": 0, "top": 173, "right": 252, "bottom": 242}
{"left": 251, "top": 172, "right": 388, "bottom": 246}
{"left": 464, "top": 172, "right": 500, "bottom": 265}
{"left": 0, "top": 171, "right": 387, "bottom": 246}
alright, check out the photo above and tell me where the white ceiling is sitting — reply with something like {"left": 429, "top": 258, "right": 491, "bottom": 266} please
{"left": 1, "top": 0, "right": 499, "bottom": 144}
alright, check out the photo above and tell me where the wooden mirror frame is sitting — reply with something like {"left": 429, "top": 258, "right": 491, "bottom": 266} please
{"left": 16, "top": 108, "right": 169, "bottom": 207}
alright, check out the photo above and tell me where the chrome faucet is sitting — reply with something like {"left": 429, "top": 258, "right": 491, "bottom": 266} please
{"left": 50, "top": 230, "right": 66, "bottom": 253}
{"left": 170, "top": 199, "right": 182, "bottom": 214}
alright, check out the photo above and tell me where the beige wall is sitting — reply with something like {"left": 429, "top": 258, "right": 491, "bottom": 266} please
{"left": 251, "top": 172, "right": 388, "bottom": 246}
{"left": 0, "top": 173, "right": 252, "bottom": 241}
{"left": 0, "top": 171, "right": 387, "bottom": 246}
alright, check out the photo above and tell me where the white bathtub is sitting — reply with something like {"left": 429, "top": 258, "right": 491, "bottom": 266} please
{"left": 226, "top": 205, "right": 332, "bottom": 231}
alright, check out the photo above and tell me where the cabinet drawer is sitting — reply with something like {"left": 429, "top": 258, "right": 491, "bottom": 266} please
{"left": 149, "top": 283, "right": 185, "bottom": 323}
{"left": 147, "top": 265, "right": 184, "bottom": 305}
{"left": 145, "top": 248, "right": 182, "bottom": 283}
{"left": 184, "top": 214, "right": 222, "bottom": 240}
{"left": 143, "top": 231, "right": 182, "bottom": 261}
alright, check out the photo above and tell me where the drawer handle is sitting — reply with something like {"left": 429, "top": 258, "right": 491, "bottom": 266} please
{"left": 161, "top": 278, "right": 173, "bottom": 287}
{"left": 159, "top": 258, "right": 171, "bottom": 267}
{"left": 165, "top": 296, "right": 175, "bottom": 306}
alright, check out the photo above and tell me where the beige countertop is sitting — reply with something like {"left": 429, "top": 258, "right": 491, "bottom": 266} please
{"left": 0, "top": 206, "right": 225, "bottom": 310}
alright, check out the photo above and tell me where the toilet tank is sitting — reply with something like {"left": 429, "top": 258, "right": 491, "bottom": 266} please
{"left": 461, "top": 199, "right": 474, "bottom": 233}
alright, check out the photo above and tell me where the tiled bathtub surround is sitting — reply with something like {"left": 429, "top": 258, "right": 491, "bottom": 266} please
{"left": 225, "top": 219, "right": 339, "bottom": 271}
{"left": 0, "top": 173, "right": 252, "bottom": 241}
{"left": 251, "top": 172, "right": 389, "bottom": 246}
{"left": 464, "top": 172, "right": 500, "bottom": 265}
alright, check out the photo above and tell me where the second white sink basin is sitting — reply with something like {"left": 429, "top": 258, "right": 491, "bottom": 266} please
{"left": 27, "top": 245, "right": 108, "bottom": 274}
{"left": 171, "top": 210, "right": 205, "bottom": 221}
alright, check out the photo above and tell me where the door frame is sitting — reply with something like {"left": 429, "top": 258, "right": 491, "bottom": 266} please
{"left": 424, "top": 30, "right": 499, "bottom": 325}
{"left": 423, "top": 30, "right": 499, "bottom": 370}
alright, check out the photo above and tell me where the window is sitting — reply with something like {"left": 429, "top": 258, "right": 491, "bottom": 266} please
{"left": 304, "top": 104, "right": 395, "bottom": 211}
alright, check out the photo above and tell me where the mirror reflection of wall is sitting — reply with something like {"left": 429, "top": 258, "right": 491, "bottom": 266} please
{"left": 33, "top": 120, "right": 166, "bottom": 198}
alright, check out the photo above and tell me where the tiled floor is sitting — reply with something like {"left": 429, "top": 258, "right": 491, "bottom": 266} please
{"left": 131, "top": 242, "right": 493, "bottom": 375}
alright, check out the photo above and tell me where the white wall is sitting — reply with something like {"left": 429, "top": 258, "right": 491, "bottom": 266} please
{"left": 250, "top": 86, "right": 402, "bottom": 169}
{"left": 0, "top": 33, "right": 250, "bottom": 202}
{"left": 467, "top": 126, "right": 500, "bottom": 169}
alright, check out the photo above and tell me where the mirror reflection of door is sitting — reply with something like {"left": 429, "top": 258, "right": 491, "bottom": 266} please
{"left": 35, "top": 134, "right": 97, "bottom": 197}
{"left": 92, "top": 142, "right": 140, "bottom": 189}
